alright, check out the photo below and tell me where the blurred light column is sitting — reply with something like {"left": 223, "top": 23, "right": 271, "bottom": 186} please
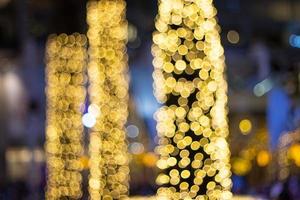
{"left": 152, "top": 0, "right": 232, "bottom": 199}
{"left": 87, "top": 0, "right": 129, "bottom": 199}
{"left": 45, "top": 33, "right": 87, "bottom": 199}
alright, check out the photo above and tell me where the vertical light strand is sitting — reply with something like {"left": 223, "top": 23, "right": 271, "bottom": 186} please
{"left": 45, "top": 33, "right": 87, "bottom": 199}
{"left": 153, "top": 0, "right": 232, "bottom": 199}
{"left": 87, "top": 0, "right": 130, "bottom": 199}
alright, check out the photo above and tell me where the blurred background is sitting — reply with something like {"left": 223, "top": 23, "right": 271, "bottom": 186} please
{"left": 1, "top": 0, "right": 300, "bottom": 199}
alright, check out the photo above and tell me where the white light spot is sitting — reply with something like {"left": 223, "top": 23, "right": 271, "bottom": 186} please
{"left": 253, "top": 78, "right": 273, "bottom": 97}
{"left": 88, "top": 104, "right": 101, "bottom": 118}
{"left": 129, "top": 142, "right": 144, "bottom": 155}
{"left": 82, "top": 113, "right": 96, "bottom": 128}
{"left": 126, "top": 125, "right": 139, "bottom": 138}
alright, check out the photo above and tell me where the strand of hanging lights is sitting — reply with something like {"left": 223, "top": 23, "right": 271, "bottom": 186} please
{"left": 45, "top": 33, "right": 87, "bottom": 199}
{"left": 152, "top": 0, "right": 232, "bottom": 199}
{"left": 87, "top": 0, "right": 130, "bottom": 199}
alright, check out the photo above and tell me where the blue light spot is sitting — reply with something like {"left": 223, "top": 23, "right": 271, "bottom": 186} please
{"left": 289, "top": 34, "right": 300, "bottom": 48}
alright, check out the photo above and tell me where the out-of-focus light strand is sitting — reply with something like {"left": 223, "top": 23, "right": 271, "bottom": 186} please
{"left": 45, "top": 33, "right": 87, "bottom": 199}
{"left": 152, "top": 0, "right": 232, "bottom": 199}
{"left": 87, "top": 0, "right": 130, "bottom": 199}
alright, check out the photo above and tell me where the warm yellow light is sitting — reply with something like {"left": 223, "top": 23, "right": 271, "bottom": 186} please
{"left": 45, "top": 33, "right": 87, "bottom": 199}
{"left": 87, "top": 0, "right": 129, "bottom": 199}
{"left": 227, "top": 30, "right": 240, "bottom": 44}
{"left": 288, "top": 143, "right": 300, "bottom": 166}
{"left": 232, "top": 158, "right": 252, "bottom": 176}
{"left": 256, "top": 150, "right": 271, "bottom": 167}
{"left": 239, "top": 119, "right": 252, "bottom": 135}
{"left": 153, "top": 0, "right": 232, "bottom": 199}
{"left": 143, "top": 153, "right": 159, "bottom": 167}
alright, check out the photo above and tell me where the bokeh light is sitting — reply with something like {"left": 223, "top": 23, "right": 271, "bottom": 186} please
{"left": 82, "top": 113, "right": 97, "bottom": 128}
{"left": 239, "top": 119, "right": 252, "bottom": 135}
{"left": 87, "top": 0, "right": 130, "bottom": 199}
{"left": 227, "top": 30, "right": 240, "bottom": 44}
{"left": 45, "top": 33, "right": 87, "bottom": 199}
{"left": 126, "top": 125, "right": 140, "bottom": 138}
{"left": 153, "top": 0, "right": 232, "bottom": 199}
{"left": 129, "top": 142, "right": 145, "bottom": 155}
{"left": 232, "top": 158, "right": 252, "bottom": 176}
{"left": 256, "top": 150, "right": 271, "bottom": 167}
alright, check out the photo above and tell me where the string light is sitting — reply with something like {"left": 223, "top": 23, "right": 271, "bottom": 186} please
{"left": 45, "top": 33, "right": 87, "bottom": 199}
{"left": 153, "top": 0, "right": 232, "bottom": 199}
{"left": 87, "top": 0, "right": 130, "bottom": 199}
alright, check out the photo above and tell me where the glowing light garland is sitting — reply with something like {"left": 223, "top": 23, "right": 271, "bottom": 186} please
{"left": 87, "top": 0, "right": 130, "bottom": 199}
{"left": 152, "top": 0, "right": 232, "bottom": 199}
{"left": 45, "top": 33, "right": 87, "bottom": 199}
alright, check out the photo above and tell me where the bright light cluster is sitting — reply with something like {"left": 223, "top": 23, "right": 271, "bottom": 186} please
{"left": 152, "top": 0, "right": 232, "bottom": 199}
{"left": 45, "top": 33, "right": 87, "bottom": 199}
{"left": 278, "top": 129, "right": 300, "bottom": 180}
{"left": 87, "top": 0, "right": 130, "bottom": 199}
